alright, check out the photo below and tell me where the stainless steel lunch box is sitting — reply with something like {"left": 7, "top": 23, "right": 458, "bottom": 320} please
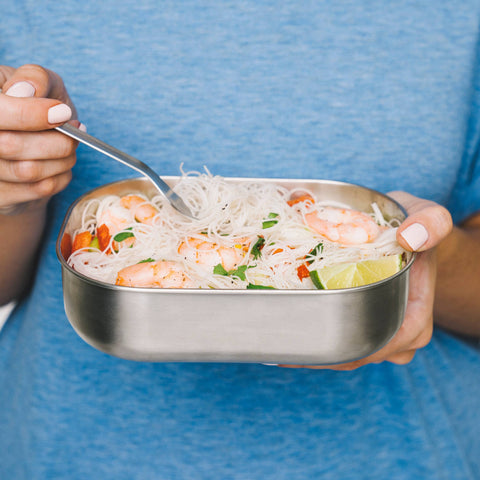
{"left": 56, "top": 177, "right": 414, "bottom": 364}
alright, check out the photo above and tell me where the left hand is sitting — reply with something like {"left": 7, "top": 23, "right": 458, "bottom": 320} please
{"left": 279, "top": 191, "right": 453, "bottom": 370}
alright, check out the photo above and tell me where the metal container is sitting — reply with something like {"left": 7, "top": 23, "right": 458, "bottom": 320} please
{"left": 56, "top": 177, "right": 414, "bottom": 364}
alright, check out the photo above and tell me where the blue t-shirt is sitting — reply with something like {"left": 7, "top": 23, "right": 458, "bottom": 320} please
{"left": 1, "top": 1, "right": 480, "bottom": 479}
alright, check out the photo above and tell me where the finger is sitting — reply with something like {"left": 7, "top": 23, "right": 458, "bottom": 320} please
{"left": 0, "top": 156, "right": 77, "bottom": 184}
{"left": 0, "top": 64, "right": 75, "bottom": 130}
{"left": 383, "top": 350, "right": 416, "bottom": 365}
{"left": 388, "top": 191, "right": 453, "bottom": 251}
{"left": 0, "top": 127, "right": 79, "bottom": 161}
{"left": 278, "top": 349, "right": 416, "bottom": 370}
{"left": 0, "top": 66, "right": 15, "bottom": 87}
{"left": 0, "top": 171, "right": 73, "bottom": 207}
{"left": 278, "top": 361, "right": 368, "bottom": 371}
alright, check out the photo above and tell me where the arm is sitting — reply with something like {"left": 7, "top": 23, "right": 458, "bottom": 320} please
{"left": 434, "top": 213, "right": 480, "bottom": 336}
{"left": 0, "top": 201, "right": 49, "bottom": 305}
{"left": 0, "top": 64, "right": 80, "bottom": 305}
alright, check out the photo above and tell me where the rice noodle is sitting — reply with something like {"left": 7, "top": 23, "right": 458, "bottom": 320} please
{"left": 66, "top": 168, "right": 405, "bottom": 289}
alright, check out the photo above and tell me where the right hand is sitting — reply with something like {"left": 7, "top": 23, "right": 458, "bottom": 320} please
{"left": 0, "top": 64, "right": 81, "bottom": 214}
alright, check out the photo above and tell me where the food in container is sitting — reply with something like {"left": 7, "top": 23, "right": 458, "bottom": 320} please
{"left": 56, "top": 172, "right": 414, "bottom": 364}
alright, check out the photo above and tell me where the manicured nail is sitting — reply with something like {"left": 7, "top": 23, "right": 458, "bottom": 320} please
{"left": 48, "top": 104, "right": 72, "bottom": 124}
{"left": 78, "top": 123, "right": 87, "bottom": 132}
{"left": 400, "top": 223, "right": 428, "bottom": 250}
{"left": 5, "top": 81, "right": 36, "bottom": 98}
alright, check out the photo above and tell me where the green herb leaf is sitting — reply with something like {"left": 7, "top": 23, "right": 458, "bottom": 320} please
{"left": 262, "top": 213, "right": 279, "bottom": 229}
{"left": 246, "top": 284, "right": 276, "bottom": 290}
{"left": 232, "top": 265, "right": 248, "bottom": 281}
{"left": 306, "top": 242, "right": 324, "bottom": 264}
{"left": 138, "top": 258, "right": 155, "bottom": 264}
{"left": 251, "top": 236, "right": 265, "bottom": 259}
{"left": 113, "top": 231, "right": 135, "bottom": 242}
{"left": 213, "top": 263, "right": 249, "bottom": 281}
{"left": 262, "top": 220, "right": 277, "bottom": 229}
{"left": 213, "top": 264, "right": 229, "bottom": 276}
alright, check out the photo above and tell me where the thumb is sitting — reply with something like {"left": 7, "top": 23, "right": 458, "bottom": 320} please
{"left": 0, "top": 63, "right": 74, "bottom": 104}
{"left": 388, "top": 191, "right": 453, "bottom": 251}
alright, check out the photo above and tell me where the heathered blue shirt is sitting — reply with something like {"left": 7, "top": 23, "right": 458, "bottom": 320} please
{"left": 1, "top": 1, "right": 480, "bottom": 479}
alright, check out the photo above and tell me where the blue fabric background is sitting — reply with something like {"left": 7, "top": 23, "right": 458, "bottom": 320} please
{"left": 1, "top": 1, "right": 480, "bottom": 479}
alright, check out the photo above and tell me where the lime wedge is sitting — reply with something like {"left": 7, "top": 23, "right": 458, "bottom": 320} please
{"left": 309, "top": 254, "right": 403, "bottom": 290}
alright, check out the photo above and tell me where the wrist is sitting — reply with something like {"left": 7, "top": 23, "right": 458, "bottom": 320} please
{"left": 0, "top": 198, "right": 49, "bottom": 217}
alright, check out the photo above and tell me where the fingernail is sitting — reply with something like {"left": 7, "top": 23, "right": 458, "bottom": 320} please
{"left": 48, "top": 104, "right": 72, "bottom": 124}
{"left": 78, "top": 123, "right": 87, "bottom": 132}
{"left": 400, "top": 223, "right": 429, "bottom": 250}
{"left": 5, "top": 81, "right": 36, "bottom": 98}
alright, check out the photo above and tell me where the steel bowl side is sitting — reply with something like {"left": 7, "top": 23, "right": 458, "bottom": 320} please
{"left": 61, "top": 264, "right": 410, "bottom": 364}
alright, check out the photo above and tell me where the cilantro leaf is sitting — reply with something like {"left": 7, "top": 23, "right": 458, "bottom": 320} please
{"left": 251, "top": 236, "right": 265, "bottom": 259}
{"left": 213, "top": 263, "right": 250, "bottom": 281}
{"left": 232, "top": 265, "right": 248, "bottom": 281}
{"left": 213, "top": 264, "right": 229, "bottom": 276}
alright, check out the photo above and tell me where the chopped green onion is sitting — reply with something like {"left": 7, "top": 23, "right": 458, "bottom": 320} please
{"left": 138, "top": 258, "right": 155, "bottom": 263}
{"left": 306, "top": 242, "right": 324, "bottom": 264}
{"left": 246, "top": 284, "right": 276, "bottom": 289}
{"left": 262, "top": 220, "right": 277, "bottom": 229}
{"left": 262, "top": 213, "right": 279, "bottom": 229}
{"left": 113, "top": 231, "right": 135, "bottom": 242}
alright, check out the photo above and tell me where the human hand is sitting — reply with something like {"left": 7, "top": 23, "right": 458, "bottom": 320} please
{"left": 279, "top": 191, "right": 453, "bottom": 370}
{"left": 0, "top": 64, "right": 82, "bottom": 215}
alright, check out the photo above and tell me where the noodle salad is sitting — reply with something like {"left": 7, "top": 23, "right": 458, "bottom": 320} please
{"left": 61, "top": 169, "right": 406, "bottom": 289}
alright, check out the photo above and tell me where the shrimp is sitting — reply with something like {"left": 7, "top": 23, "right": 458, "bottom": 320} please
{"left": 97, "top": 204, "right": 132, "bottom": 234}
{"left": 120, "top": 195, "right": 159, "bottom": 225}
{"left": 115, "top": 260, "right": 194, "bottom": 288}
{"left": 97, "top": 195, "right": 159, "bottom": 234}
{"left": 304, "top": 206, "right": 381, "bottom": 245}
{"left": 178, "top": 236, "right": 250, "bottom": 272}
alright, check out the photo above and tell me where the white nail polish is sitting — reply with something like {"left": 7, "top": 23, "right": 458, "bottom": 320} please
{"left": 400, "top": 223, "right": 429, "bottom": 250}
{"left": 48, "top": 104, "right": 72, "bottom": 124}
{"left": 5, "top": 81, "right": 36, "bottom": 98}
{"left": 78, "top": 123, "right": 87, "bottom": 132}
